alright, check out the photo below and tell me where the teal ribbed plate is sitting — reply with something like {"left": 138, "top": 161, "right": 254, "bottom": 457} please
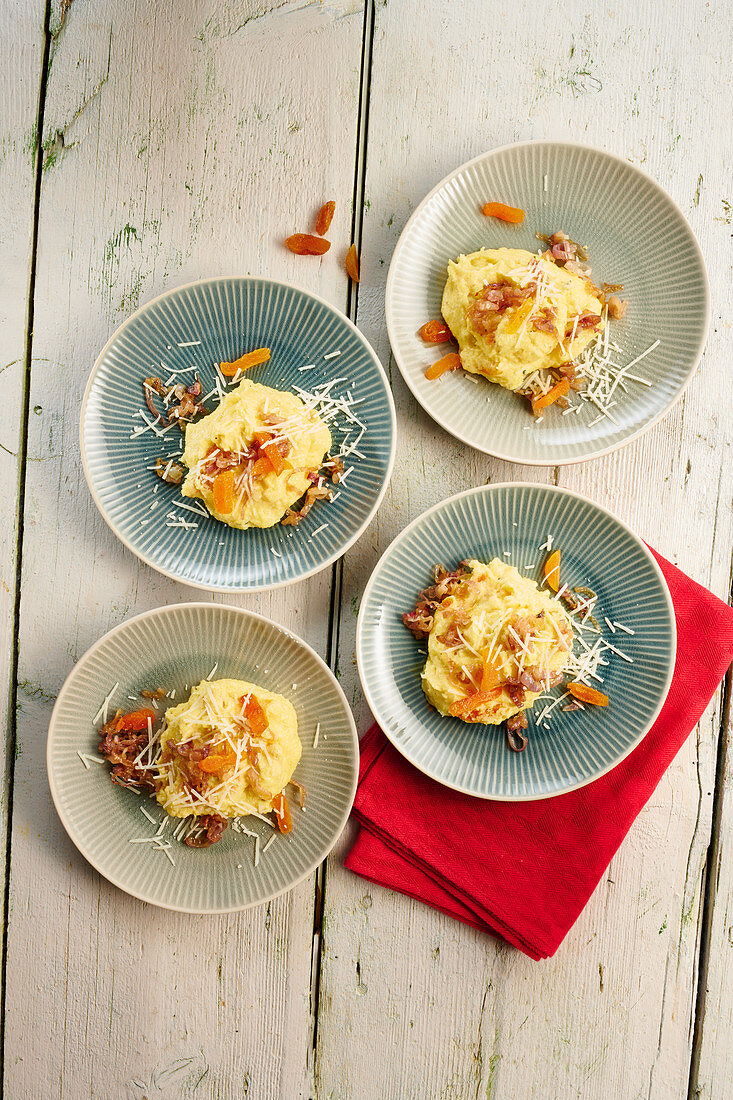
{"left": 357, "top": 484, "right": 676, "bottom": 800}
{"left": 81, "top": 277, "right": 396, "bottom": 590}
{"left": 47, "top": 603, "right": 358, "bottom": 912}
{"left": 385, "top": 141, "right": 709, "bottom": 465}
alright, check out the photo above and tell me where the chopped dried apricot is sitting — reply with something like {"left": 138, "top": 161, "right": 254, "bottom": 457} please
{"left": 503, "top": 297, "right": 534, "bottom": 335}
{"left": 543, "top": 549, "right": 561, "bottom": 592}
{"left": 480, "top": 654, "right": 503, "bottom": 692}
{"left": 116, "top": 708, "right": 156, "bottom": 733}
{"left": 567, "top": 682, "right": 609, "bottom": 707}
{"left": 419, "top": 320, "right": 452, "bottom": 344}
{"left": 198, "top": 752, "right": 237, "bottom": 774}
{"left": 285, "top": 233, "right": 331, "bottom": 256}
{"left": 315, "top": 200, "right": 336, "bottom": 236}
{"left": 425, "top": 351, "right": 461, "bottom": 380}
{"left": 241, "top": 694, "right": 268, "bottom": 736}
{"left": 273, "top": 792, "right": 293, "bottom": 834}
{"left": 220, "top": 346, "right": 271, "bottom": 377}
{"left": 449, "top": 689, "right": 503, "bottom": 718}
{"left": 212, "top": 469, "right": 237, "bottom": 514}
{"left": 482, "top": 201, "right": 525, "bottom": 224}
{"left": 531, "top": 378, "right": 570, "bottom": 415}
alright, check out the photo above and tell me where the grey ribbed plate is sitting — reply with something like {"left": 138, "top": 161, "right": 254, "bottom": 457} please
{"left": 81, "top": 277, "right": 396, "bottom": 590}
{"left": 357, "top": 484, "right": 676, "bottom": 800}
{"left": 385, "top": 141, "right": 709, "bottom": 464}
{"left": 47, "top": 604, "right": 358, "bottom": 912}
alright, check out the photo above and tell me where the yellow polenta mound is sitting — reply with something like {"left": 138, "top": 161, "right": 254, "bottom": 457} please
{"left": 422, "top": 559, "right": 574, "bottom": 725}
{"left": 181, "top": 378, "right": 331, "bottom": 529}
{"left": 155, "top": 678, "right": 302, "bottom": 819}
{"left": 440, "top": 248, "right": 604, "bottom": 391}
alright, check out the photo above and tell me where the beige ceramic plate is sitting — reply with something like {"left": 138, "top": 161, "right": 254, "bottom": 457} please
{"left": 386, "top": 141, "right": 709, "bottom": 464}
{"left": 47, "top": 603, "right": 358, "bottom": 912}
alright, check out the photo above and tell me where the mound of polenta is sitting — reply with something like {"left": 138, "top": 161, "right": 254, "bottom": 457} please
{"left": 440, "top": 248, "right": 603, "bottom": 391}
{"left": 422, "top": 558, "right": 573, "bottom": 725}
{"left": 181, "top": 378, "right": 331, "bottom": 529}
{"left": 155, "top": 678, "right": 302, "bottom": 819}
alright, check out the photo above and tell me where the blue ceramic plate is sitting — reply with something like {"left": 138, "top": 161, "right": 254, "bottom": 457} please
{"left": 47, "top": 603, "right": 358, "bottom": 912}
{"left": 357, "top": 483, "right": 676, "bottom": 800}
{"left": 81, "top": 278, "right": 396, "bottom": 590}
{"left": 386, "top": 141, "right": 710, "bottom": 465}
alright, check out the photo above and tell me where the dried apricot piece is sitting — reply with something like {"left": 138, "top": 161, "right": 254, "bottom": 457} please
{"left": 220, "top": 346, "right": 270, "bottom": 377}
{"left": 285, "top": 234, "right": 331, "bottom": 256}
{"left": 419, "top": 320, "right": 452, "bottom": 344}
{"left": 212, "top": 469, "right": 237, "bottom": 514}
{"left": 198, "top": 752, "right": 237, "bottom": 774}
{"left": 345, "top": 244, "right": 360, "bottom": 283}
{"left": 425, "top": 352, "right": 461, "bottom": 380}
{"left": 448, "top": 689, "right": 503, "bottom": 717}
{"left": 543, "top": 549, "right": 561, "bottom": 592}
{"left": 482, "top": 201, "right": 525, "bottom": 223}
{"left": 273, "top": 793, "right": 293, "bottom": 834}
{"left": 531, "top": 378, "right": 570, "bottom": 415}
{"left": 315, "top": 200, "right": 335, "bottom": 236}
{"left": 567, "top": 682, "right": 609, "bottom": 707}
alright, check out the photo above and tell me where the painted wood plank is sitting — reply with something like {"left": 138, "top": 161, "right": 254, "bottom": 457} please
{"left": 315, "top": 2, "right": 733, "bottom": 1099}
{"left": 0, "top": 0, "right": 46, "bottom": 957}
{"left": 4, "top": 2, "right": 364, "bottom": 1098}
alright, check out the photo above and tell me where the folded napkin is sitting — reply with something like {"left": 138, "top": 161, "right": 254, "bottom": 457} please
{"left": 346, "top": 550, "right": 733, "bottom": 959}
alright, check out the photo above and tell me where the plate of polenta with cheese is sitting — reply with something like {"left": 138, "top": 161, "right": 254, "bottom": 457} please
{"left": 81, "top": 277, "right": 395, "bottom": 590}
{"left": 47, "top": 603, "right": 358, "bottom": 912}
{"left": 385, "top": 141, "right": 709, "bottom": 465}
{"left": 357, "top": 483, "right": 676, "bottom": 800}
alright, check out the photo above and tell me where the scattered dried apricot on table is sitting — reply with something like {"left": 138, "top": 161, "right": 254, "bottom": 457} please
{"left": 345, "top": 243, "right": 360, "bottom": 283}
{"left": 315, "top": 200, "right": 336, "bottom": 236}
{"left": 285, "top": 233, "right": 331, "bottom": 256}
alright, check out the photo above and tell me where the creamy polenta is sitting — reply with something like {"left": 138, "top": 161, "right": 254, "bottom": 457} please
{"left": 155, "top": 678, "right": 302, "bottom": 820}
{"left": 420, "top": 559, "right": 573, "bottom": 725}
{"left": 181, "top": 378, "right": 331, "bottom": 529}
{"left": 440, "top": 248, "right": 604, "bottom": 391}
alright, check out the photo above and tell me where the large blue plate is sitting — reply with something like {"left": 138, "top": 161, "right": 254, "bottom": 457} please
{"left": 81, "top": 277, "right": 396, "bottom": 590}
{"left": 357, "top": 483, "right": 676, "bottom": 800}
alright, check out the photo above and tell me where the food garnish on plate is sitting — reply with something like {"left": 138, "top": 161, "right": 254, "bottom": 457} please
{"left": 403, "top": 543, "right": 625, "bottom": 752}
{"left": 94, "top": 677, "right": 306, "bottom": 853}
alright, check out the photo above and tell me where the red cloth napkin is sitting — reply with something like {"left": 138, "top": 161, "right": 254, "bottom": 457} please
{"left": 346, "top": 550, "right": 733, "bottom": 959}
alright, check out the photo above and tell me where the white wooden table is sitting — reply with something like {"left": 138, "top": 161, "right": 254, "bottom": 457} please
{"left": 2, "top": 1, "right": 731, "bottom": 1096}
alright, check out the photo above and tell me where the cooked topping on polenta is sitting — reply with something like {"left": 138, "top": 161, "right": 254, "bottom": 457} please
{"left": 440, "top": 247, "right": 604, "bottom": 394}
{"left": 155, "top": 679, "right": 302, "bottom": 831}
{"left": 403, "top": 547, "right": 633, "bottom": 753}
{"left": 181, "top": 378, "right": 332, "bottom": 529}
{"left": 408, "top": 559, "right": 574, "bottom": 735}
{"left": 96, "top": 678, "right": 304, "bottom": 850}
{"left": 422, "top": 229, "right": 638, "bottom": 421}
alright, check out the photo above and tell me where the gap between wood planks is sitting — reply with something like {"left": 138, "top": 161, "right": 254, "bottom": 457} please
{"left": 0, "top": 0, "right": 53, "bottom": 1088}
{"left": 308, "top": 0, "right": 376, "bottom": 1087}
{"left": 688, "top": 624, "right": 733, "bottom": 1098}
